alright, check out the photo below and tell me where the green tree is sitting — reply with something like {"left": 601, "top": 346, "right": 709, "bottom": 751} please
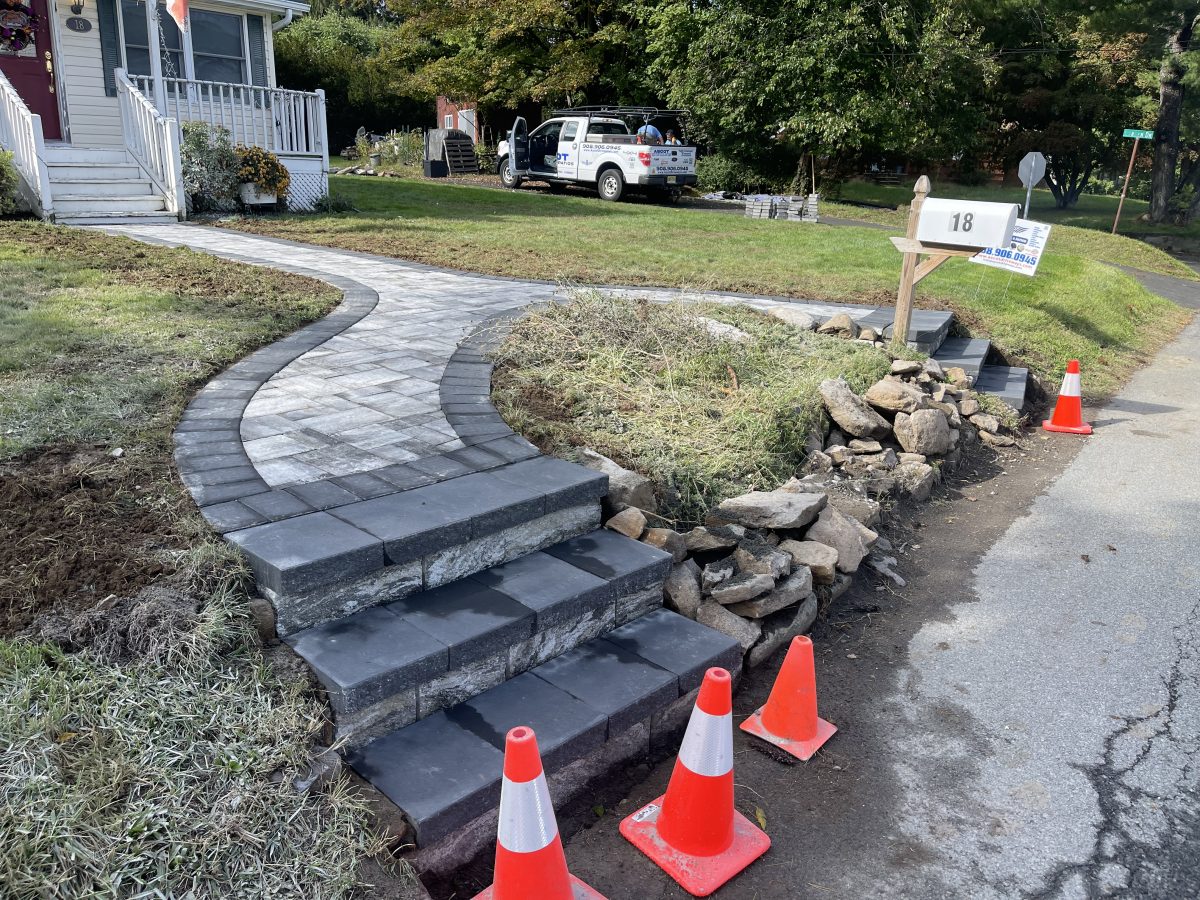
{"left": 273, "top": 12, "right": 431, "bottom": 149}
{"left": 642, "top": 0, "right": 995, "bottom": 186}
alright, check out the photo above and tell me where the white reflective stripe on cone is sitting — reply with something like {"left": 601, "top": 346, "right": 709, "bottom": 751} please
{"left": 497, "top": 774, "right": 558, "bottom": 854}
{"left": 677, "top": 708, "right": 733, "bottom": 777}
{"left": 1061, "top": 372, "right": 1082, "bottom": 396}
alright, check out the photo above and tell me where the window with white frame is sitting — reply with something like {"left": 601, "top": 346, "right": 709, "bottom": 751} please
{"left": 120, "top": 0, "right": 250, "bottom": 85}
{"left": 444, "top": 114, "right": 453, "bottom": 129}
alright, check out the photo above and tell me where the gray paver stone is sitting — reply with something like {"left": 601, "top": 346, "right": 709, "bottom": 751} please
{"left": 388, "top": 580, "right": 535, "bottom": 668}
{"left": 605, "top": 608, "right": 743, "bottom": 692}
{"left": 469, "top": 552, "right": 608, "bottom": 628}
{"left": 228, "top": 512, "right": 383, "bottom": 596}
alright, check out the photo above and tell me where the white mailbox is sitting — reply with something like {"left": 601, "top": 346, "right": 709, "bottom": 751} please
{"left": 916, "top": 198, "right": 1018, "bottom": 249}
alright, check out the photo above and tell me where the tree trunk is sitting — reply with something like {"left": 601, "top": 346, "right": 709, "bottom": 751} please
{"left": 1149, "top": 12, "right": 1197, "bottom": 222}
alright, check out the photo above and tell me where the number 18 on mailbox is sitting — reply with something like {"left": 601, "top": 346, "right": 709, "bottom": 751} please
{"left": 916, "top": 198, "right": 1019, "bottom": 249}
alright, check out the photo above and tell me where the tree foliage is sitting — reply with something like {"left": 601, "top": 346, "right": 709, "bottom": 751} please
{"left": 273, "top": 12, "right": 430, "bottom": 148}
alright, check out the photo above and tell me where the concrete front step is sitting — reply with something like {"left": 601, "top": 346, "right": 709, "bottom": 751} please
{"left": 53, "top": 195, "right": 168, "bottom": 215}
{"left": 974, "top": 364, "right": 1030, "bottom": 411}
{"left": 50, "top": 179, "right": 157, "bottom": 198}
{"left": 225, "top": 456, "right": 609, "bottom": 635}
{"left": 287, "top": 529, "right": 673, "bottom": 745}
{"left": 44, "top": 145, "right": 132, "bottom": 165}
{"left": 346, "top": 608, "right": 742, "bottom": 849}
{"left": 931, "top": 336, "right": 992, "bottom": 378}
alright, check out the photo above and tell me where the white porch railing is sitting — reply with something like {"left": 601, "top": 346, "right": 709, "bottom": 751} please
{"left": 116, "top": 69, "right": 185, "bottom": 217}
{"left": 0, "top": 71, "right": 53, "bottom": 219}
{"left": 131, "top": 74, "right": 327, "bottom": 159}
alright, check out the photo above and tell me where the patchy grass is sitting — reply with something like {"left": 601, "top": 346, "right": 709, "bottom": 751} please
{"left": 0, "top": 224, "right": 389, "bottom": 898}
{"left": 491, "top": 292, "right": 896, "bottom": 526}
{"left": 221, "top": 177, "right": 1191, "bottom": 400}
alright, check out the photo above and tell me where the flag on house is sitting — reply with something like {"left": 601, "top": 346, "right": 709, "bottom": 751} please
{"left": 166, "top": 0, "right": 188, "bottom": 30}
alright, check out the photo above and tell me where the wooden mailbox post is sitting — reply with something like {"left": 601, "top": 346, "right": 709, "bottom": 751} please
{"left": 891, "top": 177, "right": 1019, "bottom": 347}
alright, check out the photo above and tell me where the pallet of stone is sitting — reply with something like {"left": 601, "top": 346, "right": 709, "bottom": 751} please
{"left": 744, "top": 198, "right": 775, "bottom": 219}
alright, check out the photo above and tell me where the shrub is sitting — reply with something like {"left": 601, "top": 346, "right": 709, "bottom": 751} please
{"left": 377, "top": 130, "right": 423, "bottom": 168}
{"left": 696, "top": 153, "right": 786, "bottom": 194}
{"left": 179, "top": 122, "right": 239, "bottom": 213}
{"left": 311, "top": 192, "right": 357, "bottom": 213}
{"left": 0, "top": 151, "right": 20, "bottom": 215}
{"left": 236, "top": 146, "right": 291, "bottom": 198}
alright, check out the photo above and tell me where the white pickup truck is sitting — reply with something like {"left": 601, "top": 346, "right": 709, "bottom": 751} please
{"left": 496, "top": 107, "right": 698, "bottom": 201}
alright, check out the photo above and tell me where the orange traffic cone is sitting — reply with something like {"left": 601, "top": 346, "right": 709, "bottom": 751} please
{"left": 620, "top": 668, "right": 770, "bottom": 897}
{"left": 474, "top": 726, "right": 605, "bottom": 900}
{"left": 740, "top": 635, "right": 837, "bottom": 761}
{"left": 1042, "top": 359, "right": 1093, "bottom": 435}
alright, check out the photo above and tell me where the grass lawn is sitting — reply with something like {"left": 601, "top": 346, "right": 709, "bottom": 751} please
{"left": 832, "top": 178, "right": 1198, "bottom": 240}
{"left": 0, "top": 223, "right": 390, "bottom": 897}
{"left": 223, "top": 176, "right": 1193, "bottom": 399}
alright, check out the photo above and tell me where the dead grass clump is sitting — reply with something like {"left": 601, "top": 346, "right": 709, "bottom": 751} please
{"left": 491, "top": 292, "right": 893, "bottom": 525}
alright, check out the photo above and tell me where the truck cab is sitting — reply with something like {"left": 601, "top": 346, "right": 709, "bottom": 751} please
{"left": 497, "top": 107, "right": 698, "bottom": 202}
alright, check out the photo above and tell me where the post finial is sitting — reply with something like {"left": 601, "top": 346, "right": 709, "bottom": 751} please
{"left": 914, "top": 175, "right": 931, "bottom": 197}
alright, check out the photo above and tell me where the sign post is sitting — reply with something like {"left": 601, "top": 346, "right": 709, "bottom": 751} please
{"left": 1018, "top": 152, "right": 1046, "bottom": 217}
{"left": 1113, "top": 128, "right": 1153, "bottom": 235}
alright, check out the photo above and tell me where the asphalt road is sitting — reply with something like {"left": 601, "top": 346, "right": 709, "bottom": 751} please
{"left": 565, "top": 311, "right": 1200, "bottom": 898}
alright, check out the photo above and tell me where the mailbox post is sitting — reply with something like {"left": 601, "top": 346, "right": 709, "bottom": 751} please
{"left": 890, "top": 181, "right": 1019, "bottom": 348}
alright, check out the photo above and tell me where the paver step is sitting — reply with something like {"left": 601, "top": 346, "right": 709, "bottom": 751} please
{"left": 287, "top": 528, "right": 673, "bottom": 744}
{"left": 931, "top": 336, "right": 992, "bottom": 378}
{"left": 224, "top": 455, "right": 608, "bottom": 635}
{"left": 974, "top": 364, "right": 1029, "bottom": 411}
{"left": 853, "top": 308, "right": 955, "bottom": 354}
{"left": 346, "top": 608, "right": 742, "bottom": 847}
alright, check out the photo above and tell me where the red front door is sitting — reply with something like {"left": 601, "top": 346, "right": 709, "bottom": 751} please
{"left": 0, "top": 0, "right": 61, "bottom": 140}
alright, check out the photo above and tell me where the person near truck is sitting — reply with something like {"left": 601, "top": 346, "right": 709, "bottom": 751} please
{"left": 664, "top": 130, "right": 682, "bottom": 146}
{"left": 637, "top": 123, "right": 663, "bottom": 144}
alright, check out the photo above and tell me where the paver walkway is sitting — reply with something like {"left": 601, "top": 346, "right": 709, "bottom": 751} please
{"left": 103, "top": 223, "right": 952, "bottom": 499}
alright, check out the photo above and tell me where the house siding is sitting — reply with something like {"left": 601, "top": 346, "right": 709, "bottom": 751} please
{"left": 57, "top": 1, "right": 124, "bottom": 146}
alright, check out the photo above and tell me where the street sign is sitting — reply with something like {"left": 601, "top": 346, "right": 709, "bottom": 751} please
{"left": 970, "top": 219, "right": 1052, "bottom": 277}
{"left": 1018, "top": 152, "right": 1046, "bottom": 188}
{"left": 916, "top": 198, "right": 1019, "bottom": 249}
{"left": 1123, "top": 128, "right": 1154, "bottom": 140}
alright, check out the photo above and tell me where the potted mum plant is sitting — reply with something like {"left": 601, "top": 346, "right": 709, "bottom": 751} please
{"left": 236, "top": 145, "right": 290, "bottom": 206}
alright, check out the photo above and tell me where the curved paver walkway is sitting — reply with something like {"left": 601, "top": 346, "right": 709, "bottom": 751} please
{"left": 98, "top": 223, "right": 952, "bottom": 536}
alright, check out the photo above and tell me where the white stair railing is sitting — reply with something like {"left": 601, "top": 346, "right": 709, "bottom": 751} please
{"left": 0, "top": 71, "right": 53, "bottom": 219}
{"left": 116, "top": 69, "right": 185, "bottom": 218}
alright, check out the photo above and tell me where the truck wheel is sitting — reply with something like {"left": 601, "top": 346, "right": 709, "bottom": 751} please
{"left": 499, "top": 158, "right": 523, "bottom": 189}
{"left": 597, "top": 169, "right": 624, "bottom": 201}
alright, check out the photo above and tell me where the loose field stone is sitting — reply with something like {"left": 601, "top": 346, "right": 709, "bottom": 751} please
{"left": 706, "top": 489, "right": 827, "bottom": 531}
{"left": 747, "top": 594, "right": 819, "bottom": 668}
{"left": 827, "top": 494, "right": 882, "bottom": 527}
{"left": 864, "top": 379, "right": 931, "bottom": 414}
{"left": 893, "top": 409, "right": 953, "bottom": 456}
{"left": 702, "top": 557, "right": 736, "bottom": 593}
{"left": 898, "top": 452, "right": 928, "bottom": 465}
{"left": 819, "top": 378, "right": 891, "bottom": 439}
{"left": 663, "top": 559, "right": 703, "bottom": 619}
{"left": 778, "top": 540, "right": 838, "bottom": 584}
{"left": 817, "top": 313, "right": 860, "bottom": 339}
{"left": 825, "top": 428, "right": 847, "bottom": 450}
{"left": 806, "top": 449, "right": 834, "bottom": 473}
{"left": 856, "top": 449, "right": 898, "bottom": 470}
{"left": 696, "top": 601, "right": 762, "bottom": 651}
{"left": 684, "top": 525, "right": 744, "bottom": 553}
{"left": 806, "top": 505, "right": 877, "bottom": 574}
{"left": 826, "top": 446, "right": 855, "bottom": 466}
{"left": 891, "top": 360, "right": 923, "bottom": 375}
{"left": 579, "top": 449, "right": 657, "bottom": 513}
{"left": 709, "top": 572, "right": 775, "bottom": 605}
{"left": 980, "top": 430, "right": 1016, "bottom": 447}
{"left": 922, "top": 358, "right": 946, "bottom": 380}
{"left": 958, "top": 395, "right": 981, "bottom": 417}
{"left": 727, "top": 567, "right": 812, "bottom": 618}
{"left": 895, "top": 462, "right": 937, "bottom": 502}
{"left": 770, "top": 307, "right": 818, "bottom": 331}
{"left": 847, "top": 439, "right": 883, "bottom": 453}
{"left": 930, "top": 400, "right": 962, "bottom": 427}
{"left": 605, "top": 507, "right": 646, "bottom": 539}
{"left": 696, "top": 316, "right": 751, "bottom": 343}
{"left": 969, "top": 412, "right": 1001, "bottom": 434}
{"left": 642, "top": 527, "right": 687, "bottom": 563}
{"left": 945, "top": 366, "right": 973, "bottom": 386}
{"left": 733, "top": 540, "right": 792, "bottom": 579}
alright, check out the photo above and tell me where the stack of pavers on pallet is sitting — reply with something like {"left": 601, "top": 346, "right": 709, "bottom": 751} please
{"left": 744, "top": 194, "right": 820, "bottom": 223}
{"left": 744, "top": 197, "right": 776, "bottom": 219}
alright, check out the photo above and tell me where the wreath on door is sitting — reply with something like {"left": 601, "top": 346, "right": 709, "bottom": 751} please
{"left": 0, "top": 0, "right": 38, "bottom": 53}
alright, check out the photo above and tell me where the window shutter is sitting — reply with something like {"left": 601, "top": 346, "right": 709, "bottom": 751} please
{"left": 246, "top": 16, "right": 268, "bottom": 87}
{"left": 96, "top": 0, "right": 121, "bottom": 98}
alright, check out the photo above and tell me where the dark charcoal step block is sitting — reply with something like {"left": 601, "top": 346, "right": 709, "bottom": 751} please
{"left": 346, "top": 609, "right": 739, "bottom": 846}
{"left": 544, "top": 529, "right": 673, "bottom": 597}
{"left": 932, "top": 336, "right": 992, "bottom": 378}
{"left": 853, "top": 308, "right": 954, "bottom": 354}
{"left": 974, "top": 364, "right": 1029, "bottom": 411}
{"left": 536, "top": 638, "right": 678, "bottom": 736}
{"left": 605, "top": 607, "right": 744, "bottom": 691}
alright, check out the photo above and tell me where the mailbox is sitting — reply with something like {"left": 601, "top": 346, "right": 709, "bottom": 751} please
{"left": 916, "top": 198, "right": 1018, "bottom": 249}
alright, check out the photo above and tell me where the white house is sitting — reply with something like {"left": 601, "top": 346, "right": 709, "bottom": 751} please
{"left": 0, "top": 0, "right": 328, "bottom": 222}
